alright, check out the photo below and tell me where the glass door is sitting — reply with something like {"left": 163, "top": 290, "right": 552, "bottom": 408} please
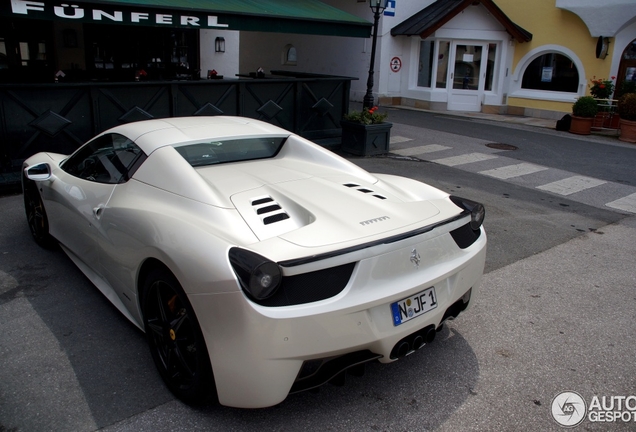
{"left": 447, "top": 42, "right": 488, "bottom": 111}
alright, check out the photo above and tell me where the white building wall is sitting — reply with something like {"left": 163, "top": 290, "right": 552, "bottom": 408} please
{"left": 384, "top": 3, "right": 514, "bottom": 109}
{"left": 236, "top": 1, "right": 381, "bottom": 102}
{"left": 201, "top": 1, "right": 518, "bottom": 108}
{"left": 200, "top": 29, "right": 240, "bottom": 79}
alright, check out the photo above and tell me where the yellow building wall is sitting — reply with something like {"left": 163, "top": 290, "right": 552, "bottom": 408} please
{"left": 496, "top": 0, "right": 615, "bottom": 110}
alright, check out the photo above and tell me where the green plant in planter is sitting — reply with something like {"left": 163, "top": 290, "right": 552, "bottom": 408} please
{"left": 572, "top": 96, "right": 598, "bottom": 118}
{"left": 343, "top": 106, "right": 388, "bottom": 125}
{"left": 618, "top": 93, "right": 636, "bottom": 121}
{"left": 620, "top": 80, "right": 636, "bottom": 96}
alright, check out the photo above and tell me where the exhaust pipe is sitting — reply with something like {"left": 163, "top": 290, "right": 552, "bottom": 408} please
{"left": 395, "top": 341, "right": 410, "bottom": 358}
{"left": 390, "top": 325, "right": 437, "bottom": 359}
{"left": 412, "top": 335, "right": 424, "bottom": 350}
{"left": 425, "top": 328, "right": 436, "bottom": 344}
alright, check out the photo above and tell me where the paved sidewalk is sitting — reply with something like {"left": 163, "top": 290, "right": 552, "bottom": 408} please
{"left": 388, "top": 105, "right": 559, "bottom": 129}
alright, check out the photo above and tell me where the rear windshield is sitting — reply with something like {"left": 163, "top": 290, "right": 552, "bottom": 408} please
{"left": 174, "top": 137, "right": 287, "bottom": 167}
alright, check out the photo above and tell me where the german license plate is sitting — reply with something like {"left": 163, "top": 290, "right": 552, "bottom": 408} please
{"left": 390, "top": 287, "right": 437, "bottom": 326}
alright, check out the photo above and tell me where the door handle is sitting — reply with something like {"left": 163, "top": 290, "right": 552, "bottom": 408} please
{"left": 93, "top": 205, "right": 105, "bottom": 220}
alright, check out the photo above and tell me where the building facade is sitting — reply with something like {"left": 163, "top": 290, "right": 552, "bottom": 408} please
{"left": 239, "top": 0, "right": 636, "bottom": 120}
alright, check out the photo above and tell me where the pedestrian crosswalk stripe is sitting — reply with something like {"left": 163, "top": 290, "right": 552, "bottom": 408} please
{"left": 390, "top": 136, "right": 414, "bottom": 144}
{"left": 432, "top": 152, "right": 498, "bottom": 167}
{"left": 536, "top": 176, "right": 607, "bottom": 196}
{"left": 605, "top": 193, "right": 636, "bottom": 214}
{"left": 392, "top": 144, "right": 451, "bottom": 156}
{"left": 479, "top": 163, "right": 548, "bottom": 179}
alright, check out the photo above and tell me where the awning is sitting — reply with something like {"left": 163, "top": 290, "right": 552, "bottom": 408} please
{"left": 2, "top": 0, "right": 372, "bottom": 38}
{"left": 556, "top": 0, "right": 636, "bottom": 37}
{"left": 391, "top": 0, "right": 532, "bottom": 43}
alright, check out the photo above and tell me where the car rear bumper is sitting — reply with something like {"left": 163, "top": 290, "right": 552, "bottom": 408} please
{"left": 190, "top": 227, "right": 486, "bottom": 408}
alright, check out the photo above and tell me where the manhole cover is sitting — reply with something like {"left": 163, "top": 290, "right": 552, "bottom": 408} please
{"left": 486, "top": 143, "right": 518, "bottom": 150}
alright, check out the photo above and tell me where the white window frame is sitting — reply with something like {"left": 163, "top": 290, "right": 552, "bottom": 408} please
{"left": 510, "top": 44, "right": 585, "bottom": 103}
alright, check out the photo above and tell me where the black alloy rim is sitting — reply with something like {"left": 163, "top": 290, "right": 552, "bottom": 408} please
{"left": 25, "top": 186, "right": 46, "bottom": 240}
{"left": 145, "top": 280, "right": 200, "bottom": 390}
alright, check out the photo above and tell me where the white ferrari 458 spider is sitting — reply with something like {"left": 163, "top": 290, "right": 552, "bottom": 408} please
{"left": 22, "top": 116, "right": 486, "bottom": 408}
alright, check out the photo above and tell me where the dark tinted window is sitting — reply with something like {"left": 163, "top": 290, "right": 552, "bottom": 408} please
{"left": 175, "top": 137, "right": 286, "bottom": 167}
{"left": 62, "top": 133, "right": 145, "bottom": 184}
{"left": 522, "top": 53, "right": 579, "bottom": 93}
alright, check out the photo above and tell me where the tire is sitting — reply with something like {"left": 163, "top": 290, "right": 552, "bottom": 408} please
{"left": 141, "top": 267, "right": 215, "bottom": 405}
{"left": 23, "top": 177, "right": 54, "bottom": 248}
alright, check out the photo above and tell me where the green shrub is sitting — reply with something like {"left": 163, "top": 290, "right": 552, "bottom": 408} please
{"left": 620, "top": 80, "right": 636, "bottom": 95}
{"left": 618, "top": 93, "right": 636, "bottom": 121}
{"left": 572, "top": 96, "right": 598, "bottom": 118}
{"left": 343, "top": 106, "right": 388, "bottom": 125}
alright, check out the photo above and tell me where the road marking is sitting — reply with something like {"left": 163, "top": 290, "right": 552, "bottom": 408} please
{"left": 606, "top": 193, "right": 636, "bottom": 214}
{"left": 432, "top": 152, "right": 498, "bottom": 167}
{"left": 390, "top": 136, "right": 413, "bottom": 144}
{"left": 479, "top": 163, "right": 548, "bottom": 179}
{"left": 536, "top": 176, "right": 607, "bottom": 196}
{"left": 392, "top": 144, "right": 451, "bottom": 156}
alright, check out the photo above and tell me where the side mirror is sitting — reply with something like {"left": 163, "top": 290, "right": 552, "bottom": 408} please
{"left": 25, "top": 163, "right": 52, "bottom": 181}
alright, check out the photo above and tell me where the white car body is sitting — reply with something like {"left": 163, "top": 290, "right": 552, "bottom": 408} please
{"left": 22, "top": 116, "right": 486, "bottom": 408}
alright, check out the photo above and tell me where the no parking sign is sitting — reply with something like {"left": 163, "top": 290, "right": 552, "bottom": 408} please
{"left": 390, "top": 57, "right": 402, "bottom": 73}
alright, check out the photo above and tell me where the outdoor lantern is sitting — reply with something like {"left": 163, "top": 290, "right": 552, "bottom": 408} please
{"left": 369, "top": 0, "right": 389, "bottom": 13}
{"left": 363, "top": 0, "right": 389, "bottom": 108}
{"left": 215, "top": 37, "right": 225, "bottom": 53}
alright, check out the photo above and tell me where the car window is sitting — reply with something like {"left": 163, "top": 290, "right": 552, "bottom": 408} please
{"left": 174, "top": 137, "right": 286, "bottom": 167}
{"left": 61, "top": 133, "right": 145, "bottom": 184}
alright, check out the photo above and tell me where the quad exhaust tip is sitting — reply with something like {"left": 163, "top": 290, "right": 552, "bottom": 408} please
{"left": 390, "top": 325, "right": 437, "bottom": 359}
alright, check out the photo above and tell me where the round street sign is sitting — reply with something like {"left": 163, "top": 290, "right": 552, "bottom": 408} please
{"left": 390, "top": 57, "right": 402, "bottom": 73}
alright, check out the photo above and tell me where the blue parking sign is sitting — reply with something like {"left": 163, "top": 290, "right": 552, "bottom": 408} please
{"left": 384, "top": 0, "right": 396, "bottom": 17}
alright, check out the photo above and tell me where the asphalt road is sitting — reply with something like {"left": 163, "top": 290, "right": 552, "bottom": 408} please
{"left": 1, "top": 114, "right": 635, "bottom": 431}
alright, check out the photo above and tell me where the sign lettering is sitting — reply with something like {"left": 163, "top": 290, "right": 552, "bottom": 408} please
{"left": 7, "top": 0, "right": 230, "bottom": 28}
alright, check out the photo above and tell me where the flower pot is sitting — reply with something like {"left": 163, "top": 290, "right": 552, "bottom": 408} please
{"left": 593, "top": 111, "right": 620, "bottom": 130}
{"left": 619, "top": 118, "right": 636, "bottom": 143}
{"left": 569, "top": 115, "right": 594, "bottom": 135}
{"left": 341, "top": 120, "right": 393, "bottom": 156}
{"left": 593, "top": 112, "right": 610, "bottom": 129}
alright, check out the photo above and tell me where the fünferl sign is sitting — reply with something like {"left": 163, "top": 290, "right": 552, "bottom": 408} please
{"left": 4, "top": 0, "right": 230, "bottom": 28}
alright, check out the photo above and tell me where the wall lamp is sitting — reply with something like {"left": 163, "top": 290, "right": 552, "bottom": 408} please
{"left": 215, "top": 37, "right": 225, "bottom": 53}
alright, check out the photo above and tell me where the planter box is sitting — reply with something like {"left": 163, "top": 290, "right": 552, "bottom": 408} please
{"left": 341, "top": 120, "right": 393, "bottom": 156}
{"left": 569, "top": 115, "right": 593, "bottom": 135}
{"left": 619, "top": 118, "right": 636, "bottom": 143}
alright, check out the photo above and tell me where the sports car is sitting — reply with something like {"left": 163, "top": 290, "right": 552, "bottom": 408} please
{"left": 22, "top": 116, "right": 486, "bottom": 408}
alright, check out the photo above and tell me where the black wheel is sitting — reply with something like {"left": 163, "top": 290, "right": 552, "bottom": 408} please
{"left": 23, "top": 177, "right": 53, "bottom": 247}
{"left": 142, "top": 268, "right": 215, "bottom": 405}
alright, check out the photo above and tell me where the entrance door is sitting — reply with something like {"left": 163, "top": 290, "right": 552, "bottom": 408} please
{"left": 615, "top": 39, "right": 636, "bottom": 99}
{"left": 447, "top": 42, "right": 488, "bottom": 112}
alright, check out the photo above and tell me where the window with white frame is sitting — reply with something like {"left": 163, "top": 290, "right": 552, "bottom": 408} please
{"left": 417, "top": 40, "right": 500, "bottom": 90}
{"left": 521, "top": 52, "right": 579, "bottom": 93}
{"left": 417, "top": 40, "right": 451, "bottom": 89}
{"left": 417, "top": 40, "right": 450, "bottom": 88}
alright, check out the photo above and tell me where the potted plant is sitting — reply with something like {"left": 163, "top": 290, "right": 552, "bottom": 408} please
{"left": 569, "top": 96, "right": 598, "bottom": 135}
{"left": 341, "top": 106, "right": 392, "bottom": 156}
{"left": 618, "top": 93, "right": 636, "bottom": 143}
{"left": 589, "top": 77, "right": 616, "bottom": 129}
{"left": 589, "top": 76, "right": 615, "bottom": 100}
{"left": 619, "top": 80, "right": 636, "bottom": 97}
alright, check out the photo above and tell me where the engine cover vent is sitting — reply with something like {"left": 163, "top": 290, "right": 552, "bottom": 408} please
{"left": 343, "top": 183, "right": 386, "bottom": 200}
{"left": 251, "top": 196, "right": 290, "bottom": 225}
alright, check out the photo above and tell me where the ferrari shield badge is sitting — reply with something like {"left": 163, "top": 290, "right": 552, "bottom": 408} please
{"left": 410, "top": 249, "right": 421, "bottom": 268}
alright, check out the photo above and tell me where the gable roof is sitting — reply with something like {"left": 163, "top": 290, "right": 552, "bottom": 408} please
{"left": 391, "top": 0, "right": 532, "bottom": 43}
